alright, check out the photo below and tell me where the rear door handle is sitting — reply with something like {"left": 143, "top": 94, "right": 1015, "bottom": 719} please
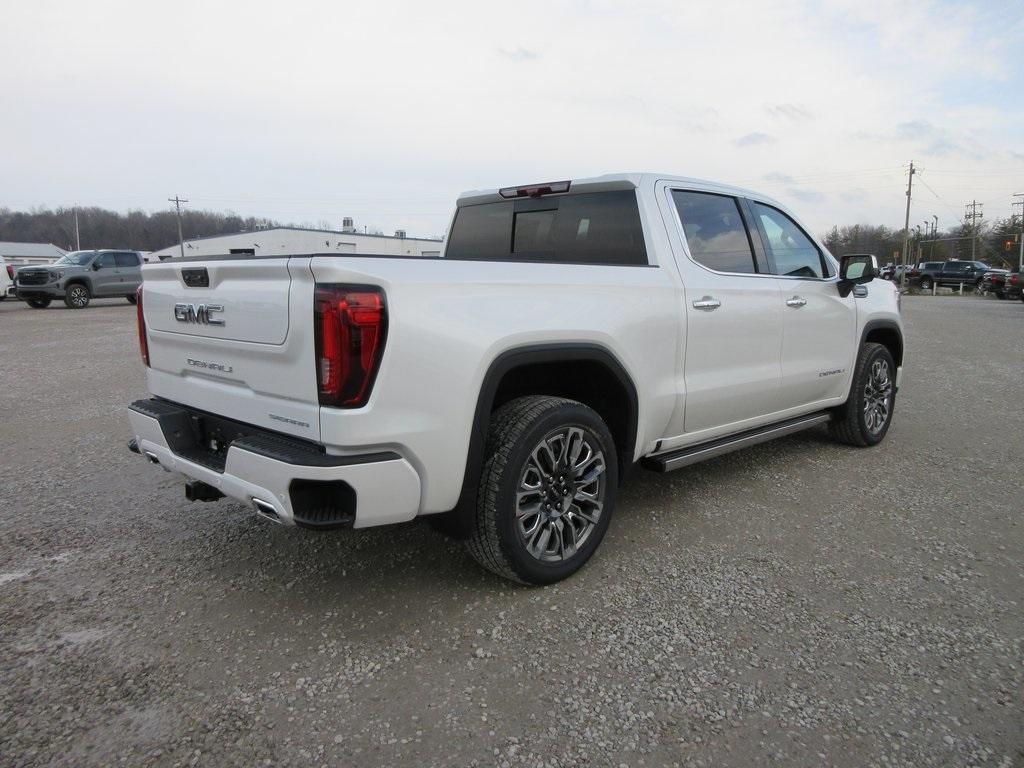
{"left": 785, "top": 296, "right": 807, "bottom": 308}
{"left": 692, "top": 296, "right": 721, "bottom": 311}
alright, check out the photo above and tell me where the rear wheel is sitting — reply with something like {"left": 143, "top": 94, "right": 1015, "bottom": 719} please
{"left": 830, "top": 343, "right": 896, "bottom": 447}
{"left": 126, "top": 294, "right": 137, "bottom": 305}
{"left": 27, "top": 297, "right": 51, "bottom": 309}
{"left": 466, "top": 396, "right": 617, "bottom": 585}
{"left": 64, "top": 283, "right": 91, "bottom": 309}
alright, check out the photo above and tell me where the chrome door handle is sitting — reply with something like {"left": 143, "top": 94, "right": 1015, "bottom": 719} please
{"left": 785, "top": 296, "right": 807, "bottom": 308}
{"left": 692, "top": 296, "right": 721, "bottom": 311}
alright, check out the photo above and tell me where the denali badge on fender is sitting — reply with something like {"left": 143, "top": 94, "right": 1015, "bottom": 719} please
{"left": 174, "top": 303, "right": 225, "bottom": 326}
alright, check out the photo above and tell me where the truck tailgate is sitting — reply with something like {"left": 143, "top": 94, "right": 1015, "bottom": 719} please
{"left": 140, "top": 258, "right": 321, "bottom": 442}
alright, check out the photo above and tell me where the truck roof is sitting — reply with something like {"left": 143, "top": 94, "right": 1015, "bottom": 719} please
{"left": 456, "top": 172, "right": 784, "bottom": 210}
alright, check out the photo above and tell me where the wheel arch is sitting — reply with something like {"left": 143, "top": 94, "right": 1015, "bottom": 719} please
{"left": 861, "top": 320, "right": 903, "bottom": 368}
{"left": 446, "top": 343, "right": 639, "bottom": 538}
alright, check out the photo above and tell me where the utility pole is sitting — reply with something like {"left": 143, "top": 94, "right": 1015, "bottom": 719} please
{"left": 1014, "top": 194, "right": 1024, "bottom": 271}
{"left": 931, "top": 215, "right": 938, "bottom": 260}
{"left": 73, "top": 208, "right": 80, "bottom": 250}
{"left": 168, "top": 195, "right": 189, "bottom": 259}
{"left": 964, "top": 200, "right": 983, "bottom": 262}
{"left": 899, "top": 161, "right": 915, "bottom": 292}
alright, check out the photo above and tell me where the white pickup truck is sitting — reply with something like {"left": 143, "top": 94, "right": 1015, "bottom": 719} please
{"left": 128, "top": 173, "right": 904, "bottom": 584}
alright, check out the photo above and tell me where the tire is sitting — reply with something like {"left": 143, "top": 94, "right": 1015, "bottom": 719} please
{"left": 465, "top": 395, "right": 618, "bottom": 585}
{"left": 996, "top": 292, "right": 1006, "bottom": 300}
{"left": 830, "top": 343, "right": 896, "bottom": 447}
{"left": 126, "top": 294, "right": 137, "bottom": 305}
{"left": 920, "top": 278, "right": 933, "bottom": 291}
{"left": 27, "top": 297, "right": 51, "bottom": 309}
{"left": 64, "top": 283, "right": 91, "bottom": 309}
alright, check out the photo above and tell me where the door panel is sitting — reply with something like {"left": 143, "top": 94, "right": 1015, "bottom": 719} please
{"left": 92, "top": 253, "right": 119, "bottom": 295}
{"left": 661, "top": 187, "right": 784, "bottom": 436}
{"left": 776, "top": 279, "right": 856, "bottom": 409}
{"left": 683, "top": 274, "right": 784, "bottom": 432}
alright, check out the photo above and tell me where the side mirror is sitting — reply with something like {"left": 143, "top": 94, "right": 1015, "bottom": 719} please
{"left": 838, "top": 254, "right": 877, "bottom": 297}
{"left": 92, "top": 261, "right": 102, "bottom": 271}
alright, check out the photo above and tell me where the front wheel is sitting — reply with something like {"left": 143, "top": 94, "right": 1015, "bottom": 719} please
{"left": 27, "top": 297, "right": 52, "bottom": 309}
{"left": 830, "top": 343, "right": 896, "bottom": 447}
{"left": 466, "top": 396, "right": 618, "bottom": 585}
{"left": 64, "top": 283, "right": 91, "bottom": 309}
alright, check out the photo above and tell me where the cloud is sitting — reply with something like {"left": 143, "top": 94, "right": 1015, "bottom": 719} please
{"left": 734, "top": 132, "right": 776, "bottom": 147}
{"left": 498, "top": 46, "right": 539, "bottom": 62}
{"left": 786, "top": 187, "right": 825, "bottom": 203}
{"left": 858, "top": 120, "right": 989, "bottom": 160}
{"left": 840, "top": 190, "right": 868, "bottom": 204}
{"left": 763, "top": 171, "right": 794, "bottom": 184}
{"left": 764, "top": 103, "right": 812, "bottom": 122}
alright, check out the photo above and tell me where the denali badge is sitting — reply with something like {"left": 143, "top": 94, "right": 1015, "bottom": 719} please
{"left": 174, "top": 302, "right": 225, "bottom": 326}
{"left": 187, "top": 358, "right": 233, "bottom": 373}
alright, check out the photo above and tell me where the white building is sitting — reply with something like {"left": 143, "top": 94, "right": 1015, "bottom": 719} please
{"left": 0, "top": 241, "right": 66, "bottom": 266}
{"left": 149, "top": 226, "right": 443, "bottom": 261}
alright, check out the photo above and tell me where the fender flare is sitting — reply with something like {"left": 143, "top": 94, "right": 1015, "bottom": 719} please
{"left": 447, "top": 342, "right": 639, "bottom": 536}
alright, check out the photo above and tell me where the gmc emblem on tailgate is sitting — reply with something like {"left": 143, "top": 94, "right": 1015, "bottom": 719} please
{"left": 174, "top": 303, "right": 225, "bottom": 326}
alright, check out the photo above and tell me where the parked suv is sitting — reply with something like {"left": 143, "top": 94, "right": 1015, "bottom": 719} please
{"left": 15, "top": 250, "right": 143, "bottom": 309}
{"left": 909, "top": 260, "right": 988, "bottom": 291}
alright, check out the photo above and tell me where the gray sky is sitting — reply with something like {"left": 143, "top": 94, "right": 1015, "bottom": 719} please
{"left": 3, "top": 0, "right": 1022, "bottom": 238}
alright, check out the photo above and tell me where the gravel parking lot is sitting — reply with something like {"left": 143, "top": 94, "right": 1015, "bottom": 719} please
{"left": 1, "top": 295, "right": 1021, "bottom": 767}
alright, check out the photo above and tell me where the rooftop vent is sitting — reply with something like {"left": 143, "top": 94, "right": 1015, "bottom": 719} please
{"left": 342, "top": 216, "right": 355, "bottom": 233}
{"left": 394, "top": 229, "right": 406, "bottom": 239}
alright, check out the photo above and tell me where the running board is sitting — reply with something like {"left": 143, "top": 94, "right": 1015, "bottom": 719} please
{"left": 641, "top": 412, "right": 832, "bottom": 473}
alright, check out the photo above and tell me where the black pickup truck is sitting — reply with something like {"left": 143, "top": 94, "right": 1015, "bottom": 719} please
{"left": 908, "top": 260, "right": 989, "bottom": 291}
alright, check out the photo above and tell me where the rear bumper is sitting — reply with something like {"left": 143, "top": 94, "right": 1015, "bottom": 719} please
{"left": 127, "top": 398, "right": 421, "bottom": 529}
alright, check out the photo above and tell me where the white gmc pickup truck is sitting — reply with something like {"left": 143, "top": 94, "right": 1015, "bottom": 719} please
{"left": 128, "top": 173, "right": 904, "bottom": 584}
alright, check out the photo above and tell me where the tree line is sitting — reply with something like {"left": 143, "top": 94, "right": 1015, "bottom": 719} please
{"left": 1, "top": 205, "right": 1021, "bottom": 266}
{"left": 0, "top": 207, "right": 283, "bottom": 253}
{"left": 823, "top": 217, "right": 1022, "bottom": 268}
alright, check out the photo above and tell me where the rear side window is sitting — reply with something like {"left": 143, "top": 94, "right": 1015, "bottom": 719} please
{"left": 672, "top": 190, "right": 756, "bottom": 274}
{"left": 446, "top": 190, "right": 647, "bottom": 265}
{"left": 115, "top": 252, "right": 140, "bottom": 267}
{"left": 752, "top": 203, "right": 829, "bottom": 278}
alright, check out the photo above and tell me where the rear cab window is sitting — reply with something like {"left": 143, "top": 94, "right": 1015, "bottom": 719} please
{"left": 446, "top": 190, "right": 648, "bottom": 265}
{"left": 671, "top": 190, "right": 759, "bottom": 274}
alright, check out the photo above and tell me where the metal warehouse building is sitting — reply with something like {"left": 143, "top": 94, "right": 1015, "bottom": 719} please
{"left": 0, "top": 241, "right": 66, "bottom": 266}
{"left": 149, "top": 224, "right": 443, "bottom": 261}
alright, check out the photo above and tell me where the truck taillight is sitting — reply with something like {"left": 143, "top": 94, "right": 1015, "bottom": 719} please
{"left": 136, "top": 285, "right": 149, "bottom": 367}
{"left": 5, "top": 265, "right": 13, "bottom": 280}
{"left": 314, "top": 285, "right": 387, "bottom": 408}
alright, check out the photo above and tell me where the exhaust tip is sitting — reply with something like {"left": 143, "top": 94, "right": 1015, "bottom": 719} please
{"left": 144, "top": 451, "right": 161, "bottom": 465}
{"left": 253, "top": 499, "right": 283, "bottom": 524}
{"left": 128, "top": 438, "right": 140, "bottom": 454}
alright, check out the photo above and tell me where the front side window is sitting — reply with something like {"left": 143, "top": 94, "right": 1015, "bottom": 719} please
{"left": 446, "top": 190, "right": 647, "bottom": 265}
{"left": 752, "top": 202, "right": 828, "bottom": 278}
{"left": 671, "top": 190, "right": 756, "bottom": 274}
{"left": 95, "top": 252, "right": 118, "bottom": 268}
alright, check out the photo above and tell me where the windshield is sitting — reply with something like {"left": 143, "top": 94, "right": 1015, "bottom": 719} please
{"left": 54, "top": 251, "right": 97, "bottom": 266}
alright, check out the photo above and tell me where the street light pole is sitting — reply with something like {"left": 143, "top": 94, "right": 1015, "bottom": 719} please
{"left": 1014, "top": 194, "right": 1024, "bottom": 271}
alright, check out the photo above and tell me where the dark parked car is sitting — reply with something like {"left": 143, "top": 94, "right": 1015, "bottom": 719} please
{"left": 908, "top": 260, "right": 989, "bottom": 291}
{"left": 979, "top": 269, "right": 1011, "bottom": 298}
{"left": 1004, "top": 271, "right": 1023, "bottom": 301}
